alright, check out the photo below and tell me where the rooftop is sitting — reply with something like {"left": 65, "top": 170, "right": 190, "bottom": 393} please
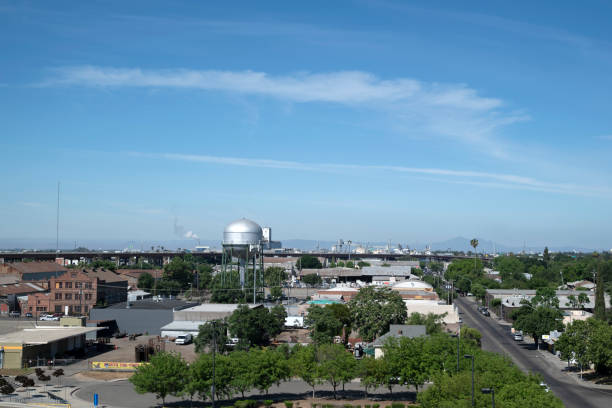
{"left": 6, "top": 262, "right": 66, "bottom": 274}
{"left": 373, "top": 324, "right": 427, "bottom": 346}
{"left": 105, "top": 299, "right": 197, "bottom": 310}
{"left": 180, "top": 303, "right": 260, "bottom": 313}
{"left": 0, "top": 327, "right": 102, "bottom": 345}
{"left": 160, "top": 320, "right": 205, "bottom": 331}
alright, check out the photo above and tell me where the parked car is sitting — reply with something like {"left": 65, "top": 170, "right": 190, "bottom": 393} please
{"left": 25, "top": 312, "right": 33, "bottom": 318}
{"left": 9, "top": 311, "right": 20, "bottom": 317}
{"left": 539, "top": 382, "right": 550, "bottom": 392}
{"left": 482, "top": 309, "right": 490, "bottom": 317}
{"left": 175, "top": 334, "right": 192, "bottom": 345}
{"left": 40, "top": 315, "right": 59, "bottom": 321}
{"left": 514, "top": 332, "right": 523, "bottom": 341}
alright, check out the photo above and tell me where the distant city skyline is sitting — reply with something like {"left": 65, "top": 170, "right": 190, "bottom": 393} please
{"left": 1, "top": 1, "right": 611, "bottom": 248}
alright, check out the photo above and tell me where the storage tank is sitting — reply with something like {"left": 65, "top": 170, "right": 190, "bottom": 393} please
{"left": 223, "top": 218, "right": 263, "bottom": 247}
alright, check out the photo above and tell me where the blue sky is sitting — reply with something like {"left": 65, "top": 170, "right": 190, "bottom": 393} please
{"left": 1, "top": 0, "right": 611, "bottom": 249}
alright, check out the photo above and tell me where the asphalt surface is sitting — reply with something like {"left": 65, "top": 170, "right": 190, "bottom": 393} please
{"left": 454, "top": 297, "right": 612, "bottom": 408}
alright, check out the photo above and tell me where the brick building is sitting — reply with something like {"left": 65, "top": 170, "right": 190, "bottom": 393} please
{"left": 0, "top": 262, "right": 67, "bottom": 288}
{"left": 26, "top": 268, "right": 128, "bottom": 317}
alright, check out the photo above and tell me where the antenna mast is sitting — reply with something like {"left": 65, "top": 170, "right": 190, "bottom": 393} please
{"left": 56, "top": 181, "right": 60, "bottom": 252}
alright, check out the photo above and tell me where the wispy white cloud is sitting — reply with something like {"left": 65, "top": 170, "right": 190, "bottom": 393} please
{"left": 129, "top": 151, "right": 609, "bottom": 197}
{"left": 598, "top": 135, "right": 612, "bottom": 140}
{"left": 42, "top": 66, "right": 527, "bottom": 156}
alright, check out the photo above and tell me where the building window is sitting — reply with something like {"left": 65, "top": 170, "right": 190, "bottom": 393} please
{"left": 75, "top": 282, "right": 82, "bottom": 288}
{"left": 85, "top": 293, "right": 92, "bottom": 300}
{"left": 74, "top": 306, "right": 81, "bottom": 312}
{"left": 55, "top": 305, "right": 62, "bottom": 313}
{"left": 55, "top": 293, "right": 62, "bottom": 300}
{"left": 65, "top": 282, "right": 73, "bottom": 289}
{"left": 84, "top": 305, "right": 88, "bottom": 313}
{"left": 55, "top": 282, "right": 62, "bottom": 289}
{"left": 64, "top": 293, "right": 72, "bottom": 300}
{"left": 75, "top": 293, "right": 81, "bottom": 300}
{"left": 85, "top": 282, "right": 92, "bottom": 289}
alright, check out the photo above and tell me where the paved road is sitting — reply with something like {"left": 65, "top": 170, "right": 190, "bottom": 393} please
{"left": 454, "top": 297, "right": 612, "bottom": 408}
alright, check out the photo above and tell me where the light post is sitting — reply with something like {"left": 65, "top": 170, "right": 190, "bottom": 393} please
{"left": 347, "top": 240, "right": 352, "bottom": 261}
{"left": 481, "top": 387, "right": 495, "bottom": 408}
{"left": 211, "top": 320, "right": 216, "bottom": 408}
{"left": 464, "top": 354, "right": 475, "bottom": 407}
{"left": 451, "top": 333, "right": 460, "bottom": 372}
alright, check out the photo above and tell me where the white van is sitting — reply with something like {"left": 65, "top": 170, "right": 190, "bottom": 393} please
{"left": 175, "top": 334, "right": 192, "bottom": 345}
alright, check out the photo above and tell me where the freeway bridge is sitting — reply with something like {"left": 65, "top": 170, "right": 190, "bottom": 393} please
{"left": 0, "top": 250, "right": 489, "bottom": 264}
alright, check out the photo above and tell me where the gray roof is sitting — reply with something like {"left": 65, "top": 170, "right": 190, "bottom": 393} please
{"left": 160, "top": 321, "right": 204, "bottom": 331}
{"left": 373, "top": 325, "right": 427, "bottom": 347}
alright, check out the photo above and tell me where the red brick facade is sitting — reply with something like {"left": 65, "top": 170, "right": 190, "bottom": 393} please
{"left": 26, "top": 269, "right": 127, "bottom": 317}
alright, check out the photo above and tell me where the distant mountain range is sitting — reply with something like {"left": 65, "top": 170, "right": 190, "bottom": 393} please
{"left": 0, "top": 236, "right": 604, "bottom": 253}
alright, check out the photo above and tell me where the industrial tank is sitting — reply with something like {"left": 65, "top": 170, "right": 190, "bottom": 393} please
{"left": 223, "top": 218, "right": 263, "bottom": 247}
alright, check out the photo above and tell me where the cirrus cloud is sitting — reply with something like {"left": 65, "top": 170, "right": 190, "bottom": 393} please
{"left": 42, "top": 66, "right": 527, "bottom": 156}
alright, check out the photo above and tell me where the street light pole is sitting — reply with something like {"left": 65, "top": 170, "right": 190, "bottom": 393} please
{"left": 211, "top": 321, "right": 216, "bottom": 408}
{"left": 481, "top": 387, "right": 495, "bottom": 408}
{"left": 464, "top": 354, "right": 475, "bottom": 407}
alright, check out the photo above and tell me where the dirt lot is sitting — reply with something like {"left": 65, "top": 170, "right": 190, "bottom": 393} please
{"left": 90, "top": 335, "right": 198, "bottom": 364}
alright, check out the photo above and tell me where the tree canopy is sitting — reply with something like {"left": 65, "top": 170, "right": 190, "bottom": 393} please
{"left": 297, "top": 255, "right": 323, "bottom": 269}
{"left": 349, "top": 286, "right": 407, "bottom": 342}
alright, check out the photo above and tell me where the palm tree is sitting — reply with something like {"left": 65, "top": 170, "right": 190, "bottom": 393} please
{"left": 470, "top": 238, "right": 479, "bottom": 277}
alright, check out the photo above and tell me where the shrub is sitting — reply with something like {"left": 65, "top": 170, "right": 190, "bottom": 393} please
{"left": 284, "top": 402, "right": 294, "bottom": 408}
{"left": 0, "top": 384, "right": 14, "bottom": 395}
{"left": 391, "top": 404, "right": 404, "bottom": 408}
{"left": 235, "top": 400, "right": 258, "bottom": 408}
{"left": 373, "top": 404, "right": 380, "bottom": 408}
{"left": 15, "top": 375, "right": 28, "bottom": 384}
{"left": 265, "top": 400, "right": 274, "bottom": 408}
{"left": 365, "top": 405, "right": 371, "bottom": 408}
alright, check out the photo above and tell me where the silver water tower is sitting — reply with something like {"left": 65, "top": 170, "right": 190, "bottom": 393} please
{"left": 221, "top": 218, "right": 264, "bottom": 302}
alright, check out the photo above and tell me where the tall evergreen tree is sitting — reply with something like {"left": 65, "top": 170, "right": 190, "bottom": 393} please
{"left": 594, "top": 261, "right": 606, "bottom": 321}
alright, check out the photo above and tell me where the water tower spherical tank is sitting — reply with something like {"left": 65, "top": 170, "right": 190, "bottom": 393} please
{"left": 223, "top": 218, "right": 263, "bottom": 246}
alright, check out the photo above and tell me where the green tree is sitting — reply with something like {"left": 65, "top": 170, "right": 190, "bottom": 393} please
{"left": 264, "top": 266, "right": 287, "bottom": 287}
{"left": 297, "top": 255, "right": 322, "bottom": 269}
{"left": 328, "top": 303, "right": 352, "bottom": 343}
{"left": 512, "top": 288, "right": 563, "bottom": 349}
{"left": 349, "top": 286, "right": 407, "bottom": 342}
{"left": 565, "top": 293, "right": 589, "bottom": 309}
{"left": 290, "top": 344, "right": 322, "bottom": 398}
{"left": 345, "top": 261, "right": 355, "bottom": 269}
{"left": 405, "top": 312, "right": 446, "bottom": 335}
{"left": 164, "top": 256, "right": 194, "bottom": 288}
{"left": 556, "top": 319, "right": 590, "bottom": 375}
{"left": 305, "top": 305, "right": 344, "bottom": 344}
{"left": 92, "top": 259, "right": 117, "bottom": 271}
{"left": 594, "top": 262, "right": 606, "bottom": 320}
{"left": 301, "top": 273, "right": 322, "bottom": 286}
{"left": 194, "top": 319, "right": 230, "bottom": 353}
{"left": 130, "top": 352, "right": 187, "bottom": 405}
{"left": 229, "top": 350, "right": 256, "bottom": 398}
{"left": 470, "top": 238, "right": 479, "bottom": 277}
{"left": 270, "top": 286, "right": 283, "bottom": 302}
{"left": 197, "top": 263, "right": 213, "bottom": 290}
{"left": 229, "top": 305, "right": 285, "bottom": 348}
{"left": 250, "top": 348, "right": 290, "bottom": 394}
{"left": 137, "top": 272, "right": 154, "bottom": 290}
{"left": 358, "top": 357, "right": 381, "bottom": 397}
{"left": 357, "top": 261, "right": 371, "bottom": 268}
{"left": 317, "top": 344, "right": 357, "bottom": 398}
